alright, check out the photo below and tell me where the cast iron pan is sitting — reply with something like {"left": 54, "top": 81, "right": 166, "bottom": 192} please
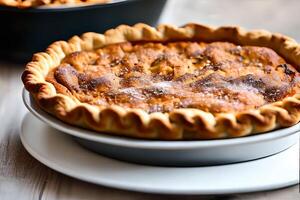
{"left": 0, "top": 0, "right": 167, "bottom": 62}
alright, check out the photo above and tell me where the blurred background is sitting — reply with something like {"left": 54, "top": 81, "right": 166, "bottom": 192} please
{"left": 161, "top": 0, "right": 300, "bottom": 42}
{"left": 1, "top": 0, "right": 299, "bottom": 62}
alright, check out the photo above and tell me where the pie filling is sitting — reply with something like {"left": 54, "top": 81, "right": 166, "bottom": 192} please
{"left": 46, "top": 41, "right": 300, "bottom": 114}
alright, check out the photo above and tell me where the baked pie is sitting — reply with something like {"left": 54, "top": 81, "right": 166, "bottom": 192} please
{"left": 0, "top": 0, "right": 109, "bottom": 8}
{"left": 22, "top": 23, "right": 300, "bottom": 140}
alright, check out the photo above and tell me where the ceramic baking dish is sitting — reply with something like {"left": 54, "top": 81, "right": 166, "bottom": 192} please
{"left": 0, "top": 0, "right": 167, "bottom": 62}
{"left": 23, "top": 89, "right": 300, "bottom": 166}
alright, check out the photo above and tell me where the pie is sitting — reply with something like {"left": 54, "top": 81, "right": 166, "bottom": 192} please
{"left": 22, "top": 23, "right": 300, "bottom": 140}
{"left": 0, "top": 0, "right": 109, "bottom": 8}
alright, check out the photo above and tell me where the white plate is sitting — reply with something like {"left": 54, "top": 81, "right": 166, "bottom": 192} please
{"left": 20, "top": 113, "right": 299, "bottom": 195}
{"left": 23, "top": 90, "right": 300, "bottom": 166}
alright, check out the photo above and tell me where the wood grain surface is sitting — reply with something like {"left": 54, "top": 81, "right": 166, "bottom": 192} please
{"left": 0, "top": 0, "right": 299, "bottom": 199}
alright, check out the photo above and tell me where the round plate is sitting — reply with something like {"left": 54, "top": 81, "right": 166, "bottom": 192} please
{"left": 23, "top": 90, "right": 300, "bottom": 166}
{"left": 20, "top": 113, "right": 299, "bottom": 195}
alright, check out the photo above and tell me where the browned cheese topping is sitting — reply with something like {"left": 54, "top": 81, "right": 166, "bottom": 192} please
{"left": 46, "top": 41, "right": 300, "bottom": 113}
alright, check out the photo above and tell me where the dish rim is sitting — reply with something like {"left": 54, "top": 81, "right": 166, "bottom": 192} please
{"left": 22, "top": 89, "right": 300, "bottom": 150}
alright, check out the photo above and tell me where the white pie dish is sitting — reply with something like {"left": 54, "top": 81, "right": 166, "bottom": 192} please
{"left": 23, "top": 89, "right": 300, "bottom": 166}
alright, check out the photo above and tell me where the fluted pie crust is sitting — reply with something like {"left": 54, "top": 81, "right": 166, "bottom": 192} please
{"left": 22, "top": 23, "right": 300, "bottom": 140}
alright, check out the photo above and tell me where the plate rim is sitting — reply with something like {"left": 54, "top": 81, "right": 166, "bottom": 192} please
{"left": 22, "top": 89, "right": 300, "bottom": 150}
{"left": 20, "top": 113, "right": 299, "bottom": 195}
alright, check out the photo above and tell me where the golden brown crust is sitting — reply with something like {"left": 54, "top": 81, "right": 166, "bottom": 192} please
{"left": 22, "top": 23, "right": 300, "bottom": 140}
{"left": 46, "top": 41, "right": 299, "bottom": 114}
{"left": 0, "top": 0, "right": 109, "bottom": 8}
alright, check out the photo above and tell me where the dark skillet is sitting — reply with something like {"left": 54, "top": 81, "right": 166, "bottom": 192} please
{"left": 0, "top": 0, "right": 167, "bottom": 62}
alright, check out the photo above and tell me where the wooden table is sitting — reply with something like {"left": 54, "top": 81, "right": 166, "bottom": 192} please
{"left": 0, "top": 0, "right": 299, "bottom": 199}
